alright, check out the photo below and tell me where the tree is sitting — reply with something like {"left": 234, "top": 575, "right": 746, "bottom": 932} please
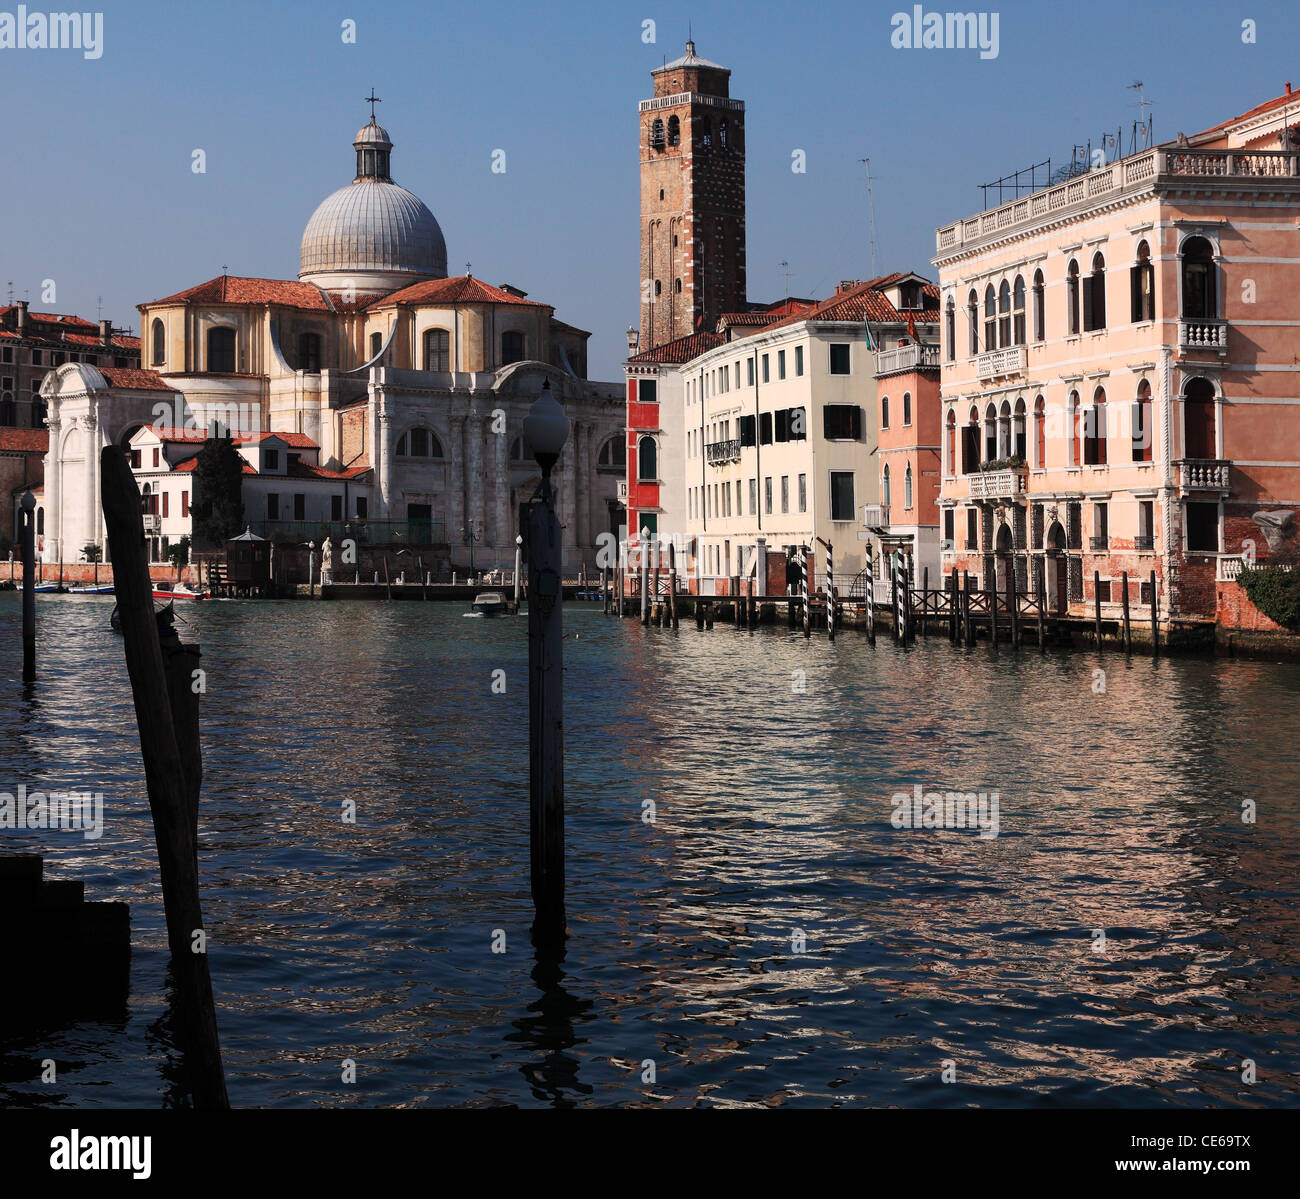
{"left": 191, "top": 435, "right": 245, "bottom": 550}
{"left": 82, "top": 543, "right": 103, "bottom": 563}
{"left": 166, "top": 536, "right": 191, "bottom": 572}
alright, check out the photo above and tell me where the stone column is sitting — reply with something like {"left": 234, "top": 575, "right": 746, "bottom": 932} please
{"left": 376, "top": 393, "right": 393, "bottom": 519}
{"left": 449, "top": 411, "right": 467, "bottom": 552}
{"left": 493, "top": 411, "right": 509, "bottom": 555}
{"left": 467, "top": 406, "right": 485, "bottom": 562}
{"left": 574, "top": 421, "right": 589, "bottom": 561}
{"left": 83, "top": 411, "right": 99, "bottom": 563}
{"left": 44, "top": 415, "right": 61, "bottom": 564}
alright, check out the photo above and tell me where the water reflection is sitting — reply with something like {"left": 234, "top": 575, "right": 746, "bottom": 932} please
{"left": 0, "top": 593, "right": 1296, "bottom": 1107}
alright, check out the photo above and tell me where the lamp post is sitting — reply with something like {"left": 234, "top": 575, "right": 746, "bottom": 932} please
{"left": 513, "top": 533, "right": 523, "bottom": 612}
{"left": 20, "top": 488, "right": 35, "bottom": 682}
{"left": 462, "top": 518, "right": 479, "bottom": 580}
{"left": 308, "top": 540, "right": 316, "bottom": 598}
{"left": 522, "top": 380, "right": 568, "bottom": 946}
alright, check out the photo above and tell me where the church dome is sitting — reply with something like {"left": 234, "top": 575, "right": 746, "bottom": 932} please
{"left": 299, "top": 116, "right": 447, "bottom": 292}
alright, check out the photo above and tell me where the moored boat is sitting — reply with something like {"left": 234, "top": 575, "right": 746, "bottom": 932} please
{"left": 471, "top": 590, "right": 508, "bottom": 617}
{"left": 152, "top": 582, "right": 209, "bottom": 600}
{"left": 70, "top": 584, "right": 115, "bottom": 595}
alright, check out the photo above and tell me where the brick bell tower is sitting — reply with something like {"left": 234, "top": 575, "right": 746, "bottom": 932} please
{"left": 639, "top": 40, "right": 746, "bottom": 350}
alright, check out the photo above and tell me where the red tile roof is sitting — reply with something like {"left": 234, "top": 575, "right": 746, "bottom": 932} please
{"left": 145, "top": 426, "right": 319, "bottom": 449}
{"left": 371, "top": 275, "right": 549, "bottom": 309}
{"left": 1190, "top": 86, "right": 1300, "bottom": 143}
{"left": 147, "top": 275, "right": 332, "bottom": 311}
{"left": 0, "top": 307, "right": 95, "bottom": 328}
{"left": 170, "top": 455, "right": 259, "bottom": 476}
{"left": 288, "top": 461, "right": 371, "bottom": 480}
{"left": 761, "top": 275, "right": 940, "bottom": 334}
{"left": 99, "top": 367, "right": 177, "bottom": 391}
{"left": 0, "top": 428, "right": 49, "bottom": 453}
{"left": 627, "top": 330, "right": 725, "bottom": 365}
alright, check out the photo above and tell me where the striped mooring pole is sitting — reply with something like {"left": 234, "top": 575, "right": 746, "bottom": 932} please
{"left": 824, "top": 540, "right": 836, "bottom": 641}
{"left": 801, "top": 544, "right": 811, "bottom": 639}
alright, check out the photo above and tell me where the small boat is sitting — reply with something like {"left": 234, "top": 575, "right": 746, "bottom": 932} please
{"left": 33, "top": 583, "right": 64, "bottom": 593}
{"left": 471, "top": 590, "right": 508, "bottom": 617}
{"left": 152, "top": 582, "right": 209, "bottom": 601}
{"left": 70, "top": 584, "right": 115, "bottom": 595}
{"left": 111, "top": 598, "right": 175, "bottom": 634}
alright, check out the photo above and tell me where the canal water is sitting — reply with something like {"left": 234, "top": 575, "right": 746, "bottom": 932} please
{"left": 1, "top": 592, "right": 1297, "bottom": 1108}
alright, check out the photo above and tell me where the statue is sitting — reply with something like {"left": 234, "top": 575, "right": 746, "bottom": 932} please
{"left": 320, "top": 536, "right": 333, "bottom": 584}
{"left": 1252, "top": 510, "right": 1295, "bottom": 553}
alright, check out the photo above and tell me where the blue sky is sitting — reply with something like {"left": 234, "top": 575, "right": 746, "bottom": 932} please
{"left": 1, "top": 0, "right": 1296, "bottom": 378}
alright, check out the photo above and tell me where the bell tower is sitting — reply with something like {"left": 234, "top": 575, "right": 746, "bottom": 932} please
{"left": 639, "top": 41, "right": 746, "bottom": 350}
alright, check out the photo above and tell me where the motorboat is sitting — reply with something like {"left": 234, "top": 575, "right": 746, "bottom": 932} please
{"left": 70, "top": 584, "right": 115, "bottom": 595}
{"left": 471, "top": 590, "right": 508, "bottom": 617}
{"left": 152, "top": 582, "right": 209, "bottom": 600}
{"left": 32, "top": 582, "right": 64, "bottom": 593}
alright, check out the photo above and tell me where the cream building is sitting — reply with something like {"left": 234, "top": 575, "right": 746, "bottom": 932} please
{"left": 40, "top": 110, "right": 625, "bottom": 571}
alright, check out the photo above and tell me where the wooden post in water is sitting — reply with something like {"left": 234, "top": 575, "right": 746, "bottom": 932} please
{"left": 963, "top": 572, "right": 974, "bottom": 646}
{"left": 921, "top": 566, "right": 929, "bottom": 638}
{"left": 668, "top": 544, "right": 679, "bottom": 628}
{"left": 20, "top": 490, "right": 36, "bottom": 682}
{"left": 801, "top": 546, "right": 811, "bottom": 639}
{"left": 949, "top": 567, "right": 959, "bottom": 644}
{"left": 825, "top": 540, "right": 836, "bottom": 642}
{"left": 1150, "top": 570, "right": 1159, "bottom": 657}
{"left": 989, "top": 574, "right": 999, "bottom": 648}
{"left": 99, "top": 447, "right": 228, "bottom": 1108}
{"left": 890, "top": 557, "right": 899, "bottom": 643}
{"left": 903, "top": 561, "right": 915, "bottom": 644}
{"left": 514, "top": 535, "right": 523, "bottom": 612}
{"left": 640, "top": 527, "right": 649, "bottom": 627}
{"left": 383, "top": 555, "right": 392, "bottom": 602}
{"left": 1036, "top": 556, "right": 1046, "bottom": 653}
{"left": 1121, "top": 570, "right": 1132, "bottom": 653}
{"left": 865, "top": 549, "right": 876, "bottom": 646}
{"left": 1007, "top": 564, "right": 1019, "bottom": 649}
{"left": 1093, "top": 569, "right": 1104, "bottom": 651}
{"left": 418, "top": 554, "right": 428, "bottom": 602}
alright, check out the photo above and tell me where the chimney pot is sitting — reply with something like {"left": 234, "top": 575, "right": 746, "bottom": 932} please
{"left": 99, "top": 318, "right": 112, "bottom": 344}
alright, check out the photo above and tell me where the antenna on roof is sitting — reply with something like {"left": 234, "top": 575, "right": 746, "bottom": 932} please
{"left": 96, "top": 295, "right": 103, "bottom": 320}
{"left": 779, "top": 260, "right": 791, "bottom": 301}
{"left": 858, "top": 158, "right": 879, "bottom": 278}
{"left": 1129, "top": 81, "right": 1154, "bottom": 152}
{"left": 5, "top": 282, "right": 11, "bottom": 305}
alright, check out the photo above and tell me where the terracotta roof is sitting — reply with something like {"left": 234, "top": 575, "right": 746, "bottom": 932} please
{"left": 718, "top": 312, "right": 779, "bottom": 327}
{"left": 170, "top": 455, "right": 259, "bottom": 476}
{"left": 288, "top": 461, "right": 371, "bottom": 480}
{"left": 147, "top": 427, "right": 209, "bottom": 443}
{"left": 146, "top": 426, "right": 319, "bottom": 449}
{"left": 627, "top": 330, "right": 725, "bottom": 365}
{"left": 550, "top": 318, "right": 592, "bottom": 337}
{"left": 0, "top": 428, "right": 49, "bottom": 453}
{"left": 250, "top": 431, "right": 318, "bottom": 448}
{"left": 761, "top": 275, "right": 940, "bottom": 334}
{"left": 371, "top": 275, "right": 549, "bottom": 309}
{"left": 0, "top": 307, "right": 95, "bottom": 328}
{"left": 147, "top": 275, "right": 332, "bottom": 311}
{"left": 1189, "top": 86, "right": 1300, "bottom": 143}
{"left": 99, "top": 367, "right": 177, "bottom": 391}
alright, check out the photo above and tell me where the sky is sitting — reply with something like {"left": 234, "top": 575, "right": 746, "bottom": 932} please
{"left": 1, "top": 0, "right": 1296, "bottom": 379}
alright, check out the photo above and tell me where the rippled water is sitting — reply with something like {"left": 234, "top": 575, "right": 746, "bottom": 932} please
{"left": 1, "top": 591, "right": 1298, "bottom": 1108}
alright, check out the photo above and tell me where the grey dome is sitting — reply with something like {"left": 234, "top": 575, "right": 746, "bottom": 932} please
{"left": 353, "top": 121, "right": 392, "bottom": 146}
{"left": 299, "top": 180, "right": 447, "bottom": 278}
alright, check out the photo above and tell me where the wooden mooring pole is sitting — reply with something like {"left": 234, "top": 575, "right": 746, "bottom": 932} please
{"left": 1036, "top": 556, "right": 1046, "bottom": 653}
{"left": 1150, "top": 570, "right": 1159, "bottom": 657}
{"left": 963, "top": 572, "right": 974, "bottom": 646}
{"left": 801, "top": 545, "right": 811, "bottom": 639}
{"left": 20, "top": 490, "right": 36, "bottom": 682}
{"left": 989, "top": 576, "right": 1000, "bottom": 648}
{"left": 949, "top": 567, "right": 958, "bottom": 644}
{"left": 920, "top": 566, "right": 929, "bottom": 638}
{"left": 1094, "top": 569, "right": 1104, "bottom": 651}
{"left": 100, "top": 446, "right": 228, "bottom": 1108}
{"left": 640, "top": 527, "right": 649, "bottom": 627}
{"left": 1121, "top": 570, "right": 1132, "bottom": 653}
{"left": 1007, "top": 565, "right": 1019, "bottom": 649}
{"left": 668, "top": 548, "right": 678, "bottom": 628}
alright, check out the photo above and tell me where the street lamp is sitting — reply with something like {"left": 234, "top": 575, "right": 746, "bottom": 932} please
{"left": 523, "top": 379, "right": 568, "bottom": 484}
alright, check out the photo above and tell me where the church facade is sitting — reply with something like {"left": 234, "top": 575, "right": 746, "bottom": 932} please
{"left": 39, "top": 110, "right": 625, "bottom": 572}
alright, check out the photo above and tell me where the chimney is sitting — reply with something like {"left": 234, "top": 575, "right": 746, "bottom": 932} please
{"left": 16, "top": 299, "right": 27, "bottom": 333}
{"left": 99, "top": 318, "right": 112, "bottom": 344}
{"left": 1288, "top": 82, "right": 1293, "bottom": 94}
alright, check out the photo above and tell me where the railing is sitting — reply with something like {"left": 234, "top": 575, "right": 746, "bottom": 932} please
{"left": 1218, "top": 555, "right": 1245, "bottom": 582}
{"left": 862, "top": 504, "right": 890, "bottom": 529}
{"left": 245, "top": 517, "right": 448, "bottom": 545}
{"left": 1089, "top": 536, "right": 1109, "bottom": 552}
{"left": 936, "top": 148, "right": 1300, "bottom": 254}
{"left": 974, "top": 345, "right": 1025, "bottom": 379}
{"left": 142, "top": 514, "right": 161, "bottom": 532}
{"left": 1135, "top": 535, "right": 1155, "bottom": 552}
{"left": 706, "top": 439, "right": 741, "bottom": 465}
{"left": 875, "top": 342, "right": 940, "bottom": 377}
{"left": 968, "top": 467, "right": 1026, "bottom": 499}
{"left": 1176, "top": 459, "right": 1231, "bottom": 490}
{"left": 1178, "top": 319, "right": 1228, "bottom": 351}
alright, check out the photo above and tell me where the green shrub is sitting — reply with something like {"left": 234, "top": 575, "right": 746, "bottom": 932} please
{"left": 1239, "top": 561, "right": 1300, "bottom": 629}
{"left": 979, "top": 455, "right": 1025, "bottom": 472}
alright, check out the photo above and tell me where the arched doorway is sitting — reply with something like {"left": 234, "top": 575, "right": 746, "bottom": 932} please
{"left": 995, "top": 522, "right": 1013, "bottom": 593}
{"left": 1045, "top": 521, "right": 1067, "bottom": 614}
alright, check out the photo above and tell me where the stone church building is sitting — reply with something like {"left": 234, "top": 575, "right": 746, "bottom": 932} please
{"left": 39, "top": 109, "right": 625, "bottom": 571}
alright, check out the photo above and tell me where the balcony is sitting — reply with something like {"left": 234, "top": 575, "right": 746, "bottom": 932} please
{"left": 967, "top": 466, "right": 1027, "bottom": 500}
{"left": 142, "top": 513, "right": 161, "bottom": 532}
{"left": 974, "top": 345, "right": 1025, "bottom": 380}
{"left": 1135, "top": 534, "right": 1155, "bottom": 552}
{"left": 875, "top": 342, "right": 940, "bottom": 378}
{"left": 706, "top": 439, "right": 741, "bottom": 465}
{"left": 863, "top": 504, "right": 890, "bottom": 530}
{"left": 1089, "top": 536, "right": 1109, "bottom": 552}
{"left": 1178, "top": 319, "right": 1228, "bottom": 353}
{"left": 1176, "top": 459, "right": 1231, "bottom": 492}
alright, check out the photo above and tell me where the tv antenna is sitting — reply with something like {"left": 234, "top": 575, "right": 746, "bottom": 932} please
{"left": 1129, "top": 81, "right": 1155, "bottom": 151}
{"left": 779, "top": 259, "right": 792, "bottom": 300}
{"left": 858, "top": 158, "right": 879, "bottom": 278}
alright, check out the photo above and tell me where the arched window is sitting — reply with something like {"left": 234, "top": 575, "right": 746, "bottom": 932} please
{"left": 984, "top": 403, "right": 998, "bottom": 462}
{"left": 650, "top": 118, "right": 665, "bottom": 150}
{"left": 1132, "top": 380, "right": 1153, "bottom": 462}
{"left": 984, "top": 284, "right": 996, "bottom": 351}
{"left": 1066, "top": 260, "right": 1080, "bottom": 335}
{"left": 881, "top": 394, "right": 889, "bottom": 429}
{"left": 501, "top": 330, "right": 524, "bottom": 365}
{"left": 207, "top": 326, "right": 235, "bottom": 373}
{"left": 904, "top": 464, "right": 913, "bottom": 509}
{"left": 638, "top": 435, "right": 658, "bottom": 481}
{"left": 1034, "top": 396, "right": 1046, "bottom": 467}
{"left": 1084, "top": 252, "right": 1106, "bottom": 331}
{"left": 36, "top": 507, "right": 44, "bottom": 536}
{"left": 297, "top": 331, "right": 322, "bottom": 372}
{"left": 882, "top": 463, "right": 891, "bottom": 507}
{"left": 597, "top": 436, "right": 627, "bottom": 471}
{"left": 370, "top": 331, "right": 383, "bottom": 360}
{"left": 697, "top": 118, "right": 712, "bottom": 149}
{"left": 945, "top": 296, "right": 956, "bottom": 362}
{"left": 151, "top": 318, "right": 165, "bottom": 366}
{"left": 998, "top": 280, "right": 1011, "bottom": 347}
{"left": 1013, "top": 276, "right": 1026, "bottom": 344}
{"left": 1131, "top": 240, "right": 1155, "bottom": 322}
{"left": 667, "top": 115, "right": 680, "bottom": 146}
{"left": 963, "top": 405, "right": 980, "bottom": 474}
{"left": 654, "top": 280, "right": 662, "bottom": 296}
{"left": 946, "top": 409, "right": 957, "bottom": 474}
{"left": 423, "top": 328, "right": 450, "bottom": 371}
{"left": 31, "top": 398, "right": 46, "bottom": 428}
{"left": 395, "top": 426, "right": 444, "bottom": 458}
{"left": 1085, "top": 387, "right": 1107, "bottom": 465}
{"left": 967, "top": 290, "right": 979, "bottom": 356}
{"left": 998, "top": 400, "right": 1012, "bottom": 458}
{"left": 674, "top": 278, "right": 682, "bottom": 293}
{"left": 1069, "top": 391, "right": 1082, "bottom": 465}
{"left": 1181, "top": 237, "right": 1217, "bottom": 318}
{"left": 903, "top": 391, "right": 912, "bottom": 426}
{"left": 1183, "top": 377, "right": 1217, "bottom": 458}
{"left": 719, "top": 119, "right": 729, "bottom": 149}
{"left": 1013, "top": 398, "right": 1027, "bottom": 460}
{"left": 0, "top": 396, "right": 14, "bottom": 426}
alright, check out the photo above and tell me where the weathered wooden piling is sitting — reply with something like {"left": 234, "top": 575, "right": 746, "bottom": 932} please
{"left": 1150, "top": 570, "right": 1159, "bottom": 657}
{"left": 919, "top": 566, "right": 928, "bottom": 638}
{"left": 20, "top": 490, "right": 35, "bottom": 682}
{"left": 668, "top": 545, "right": 679, "bottom": 628}
{"left": 949, "top": 567, "right": 959, "bottom": 644}
{"left": 801, "top": 547, "right": 811, "bottom": 639}
{"left": 989, "top": 578, "right": 1000, "bottom": 648}
{"left": 1121, "top": 570, "right": 1132, "bottom": 653}
{"left": 1036, "top": 557, "right": 1046, "bottom": 652}
{"left": 640, "top": 528, "right": 649, "bottom": 627}
{"left": 99, "top": 446, "right": 228, "bottom": 1109}
{"left": 1094, "top": 570, "right": 1104, "bottom": 651}
{"left": 825, "top": 540, "right": 836, "bottom": 642}
{"left": 963, "top": 572, "right": 974, "bottom": 646}
{"left": 1007, "top": 568, "right": 1019, "bottom": 648}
